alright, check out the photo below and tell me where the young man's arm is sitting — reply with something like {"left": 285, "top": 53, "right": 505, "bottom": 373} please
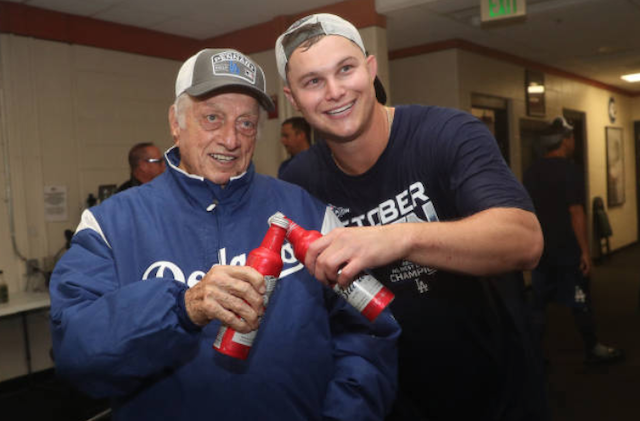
{"left": 305, "top": 207, "right": 543, "bottom": 287}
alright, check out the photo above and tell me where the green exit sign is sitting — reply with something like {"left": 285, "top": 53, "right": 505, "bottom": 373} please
{"left": 481, "top": 0, "right": 526, "bottom": 22}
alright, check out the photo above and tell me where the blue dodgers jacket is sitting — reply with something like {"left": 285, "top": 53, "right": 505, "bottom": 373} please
{"left": 49, "top": 147, "right": 399, "bottom": 421}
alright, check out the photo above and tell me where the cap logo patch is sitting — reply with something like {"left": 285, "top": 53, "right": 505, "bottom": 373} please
{"left": 211, "top": 51, "right": 256, "bottom": 85}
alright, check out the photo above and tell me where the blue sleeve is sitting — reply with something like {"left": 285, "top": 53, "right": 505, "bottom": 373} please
{"left": 321, "top": 288, "right": 400, "bottom": 421}
{"left": 49, "top": 218, "right": 201, "bottom": 398}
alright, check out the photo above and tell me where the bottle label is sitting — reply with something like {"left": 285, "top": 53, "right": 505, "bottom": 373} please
{"left": 213, "top": 325, "right": 227, "bottom": 349}
{"left": 214, "top": 276, "right": 278, "bottom": 352}
{"left": 231, "top": 329, "right": 258, "bottom": 346}
{"left": 333, "top": 273, "right": 383, "bottom": 312}
{"left": 263, "top": 275, "right": 277, "bottom": 306}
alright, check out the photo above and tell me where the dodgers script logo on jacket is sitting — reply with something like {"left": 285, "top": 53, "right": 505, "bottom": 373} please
{"left": 141, "top": 244, "right": 304, "bottom": 287}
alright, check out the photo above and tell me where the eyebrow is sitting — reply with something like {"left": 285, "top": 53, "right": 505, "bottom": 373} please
{"left": 294, "top": 55, "right": 359, "bottom": 84}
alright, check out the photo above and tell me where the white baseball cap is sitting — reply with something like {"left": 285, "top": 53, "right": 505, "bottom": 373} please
{"left": 275, "top": 13, "right": 366, "bottom": 81}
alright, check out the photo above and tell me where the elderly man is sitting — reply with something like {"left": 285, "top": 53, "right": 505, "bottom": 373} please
{"left": 49, "top": 48, "right": 399, "bottom": 421}
{"left": 116, "top": 142, "right": 165, "bottom": 192}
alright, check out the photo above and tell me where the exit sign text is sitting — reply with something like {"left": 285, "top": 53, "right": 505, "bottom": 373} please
{"left": 481, "top": 0, "right": 526, "bottom": 22}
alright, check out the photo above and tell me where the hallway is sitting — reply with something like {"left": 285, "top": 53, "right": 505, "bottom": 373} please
{"left": 544, "top": 242, "right": 640, "bottom": 420}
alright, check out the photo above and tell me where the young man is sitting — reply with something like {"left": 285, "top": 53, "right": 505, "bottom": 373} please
{"left": 278, "top": 116, "right": 311, "bottom": 178}
{"left": 49, "top": 48, "right": 399, "bottom": 421}
{"left": 276, "top": 13, "right": 546, "bottom": 420}
{"left": 524, "top": 116, "right": 623, "bottom": 365}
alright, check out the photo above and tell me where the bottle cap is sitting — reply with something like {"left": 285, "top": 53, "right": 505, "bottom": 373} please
{"left": 268, "top": 212, "right": 289, "bottom": 229}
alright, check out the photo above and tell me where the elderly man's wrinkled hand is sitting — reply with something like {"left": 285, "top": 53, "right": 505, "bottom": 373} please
{"left": 184, "top": 265, "right": 266, "bottom": 332}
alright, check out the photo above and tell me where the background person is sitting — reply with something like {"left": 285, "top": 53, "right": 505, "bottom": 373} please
{"left": 275, "top": 13, "right": 547, "bottom": 421}
{"left": 524, "top": 116, "right": 623, "bottom": 365}
{"left": 278, "top": 116, "right": 311, "bottom": 178}
{"left": 50, "top": 48, "right": 399, "bottom": 421}
{"left": 116, "top": 142, "right": 165, "bottom": 192}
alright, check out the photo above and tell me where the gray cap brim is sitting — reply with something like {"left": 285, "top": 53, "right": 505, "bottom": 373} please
{"left": 185, "top": 82, "right": 275, "bottom": 112}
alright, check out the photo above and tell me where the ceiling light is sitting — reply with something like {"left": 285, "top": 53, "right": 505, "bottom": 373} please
{"left": 621, "top": 73, "right": 640, "bottom": 83}
{"left": 527, "top": 85, "right": 545, "bottom": 94}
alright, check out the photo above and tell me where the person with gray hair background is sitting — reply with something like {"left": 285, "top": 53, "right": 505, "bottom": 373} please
{"left": 116, "top": 142, "right": 166, "bottom": 192}
{"left": 524, "top": 116, "right": 623, "bottom": 365}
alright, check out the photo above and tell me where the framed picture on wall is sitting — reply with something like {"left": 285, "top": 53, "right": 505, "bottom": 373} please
{"left": 606, "top": 126, "right": 625, "bottom": 207}
{"left": 525, "top": 70, "right": 545, "bottom": 117}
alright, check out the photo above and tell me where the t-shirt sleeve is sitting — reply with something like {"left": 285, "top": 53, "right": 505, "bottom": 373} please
{"left": 431, "top": 113, "right": 534, "bottom": 215}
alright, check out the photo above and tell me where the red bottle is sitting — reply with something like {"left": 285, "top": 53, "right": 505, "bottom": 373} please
{"left": 213, "top": 214, "right": 289, "bottom": 360}
{"left": 284, "top": 215, "right": 395, "bottom": 322}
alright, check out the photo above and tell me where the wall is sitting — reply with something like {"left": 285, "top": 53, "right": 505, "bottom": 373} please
{"left": 389, "top": 48, "right": 638, "bottom": 252}
{"left": 250, "top": 49, "right": 285, "bottom": 177}
{"left": 389, "top": 50, "right": 460, "bottom": 109}
{"left": 0, "top": 34, "right": 177, "bottom": 381}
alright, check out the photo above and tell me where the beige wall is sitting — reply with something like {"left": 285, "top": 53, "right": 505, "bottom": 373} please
{"left": 250, "top": 49, "right": 284, "bottom": 177}
{"left": 0, "top": 34, "right": 179, "bottom": 381}
{"left": 389, "top": 50, "right": 460, "bottom": 109}
{"left": 633, "top": 97, "right": 640, "bottom": 120}
{"left": 390, "top": 48, "right": 638, "bottom": 253}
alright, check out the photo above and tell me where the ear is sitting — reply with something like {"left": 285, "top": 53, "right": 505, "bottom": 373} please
{"left": 283, "top": 86, "right": 301, "bottom": 112}
{"left": 366, "top": 54, "right": 378, "bottom": 85}
{"left": 168, "top": 105, "right": 180, "bottom": 146}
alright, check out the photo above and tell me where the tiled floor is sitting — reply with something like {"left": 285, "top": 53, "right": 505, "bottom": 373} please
{"left": 543, "top": 242, "right": 640, "bottom": 420}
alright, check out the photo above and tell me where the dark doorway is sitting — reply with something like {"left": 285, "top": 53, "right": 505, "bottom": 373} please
{"left": 471, "top": 94, "right": 510, "bottom": 165}
{"left": 520, "top": 118, "right": 548, "bottom": 175}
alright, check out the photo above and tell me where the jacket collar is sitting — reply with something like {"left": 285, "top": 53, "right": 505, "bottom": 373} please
{"left": 164, "top": 146, "right": 255, "bottom": 211}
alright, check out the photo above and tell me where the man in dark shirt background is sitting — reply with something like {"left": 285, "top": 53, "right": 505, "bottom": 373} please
{"left": 524, "top": 116, "right": 623, "bottom": 365}
{"left": 278, "top": 117, "right": 310, "bottom": 178}
{"left": 117, "top": 142, "right": 165, "bottom": 192}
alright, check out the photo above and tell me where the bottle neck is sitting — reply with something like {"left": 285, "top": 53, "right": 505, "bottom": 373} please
{"left": 287, "top": 224, "right": 322, "bottom": 262}
{"left": 260, "top": 225, "right": 287, "bottom": 252}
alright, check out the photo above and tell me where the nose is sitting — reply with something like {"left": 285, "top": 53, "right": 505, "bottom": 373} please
{"left": 219, "top": 121, "right": 240, "bottom": 150}
{"left": 325, "top": 77, "right": 345, "bottom": 101}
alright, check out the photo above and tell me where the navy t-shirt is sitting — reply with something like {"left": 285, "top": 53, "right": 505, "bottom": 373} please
{"left": 281, "top": 105, "right": 544, "bottom": 420}
{"left": 524, "top": 156, "right": 583, "bottom": 266}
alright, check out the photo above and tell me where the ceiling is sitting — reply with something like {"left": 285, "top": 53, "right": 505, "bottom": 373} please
{"left": 5, "top": 0, "right": 640, "bottom": 93}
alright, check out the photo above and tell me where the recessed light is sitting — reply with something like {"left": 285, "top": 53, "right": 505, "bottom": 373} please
{"left": 621, "top": 73, "right": 640, "bottom": 83}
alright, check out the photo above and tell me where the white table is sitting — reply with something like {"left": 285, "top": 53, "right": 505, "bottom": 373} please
{"left": 0, "top": 291, "right": 51, "bottom": 375}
